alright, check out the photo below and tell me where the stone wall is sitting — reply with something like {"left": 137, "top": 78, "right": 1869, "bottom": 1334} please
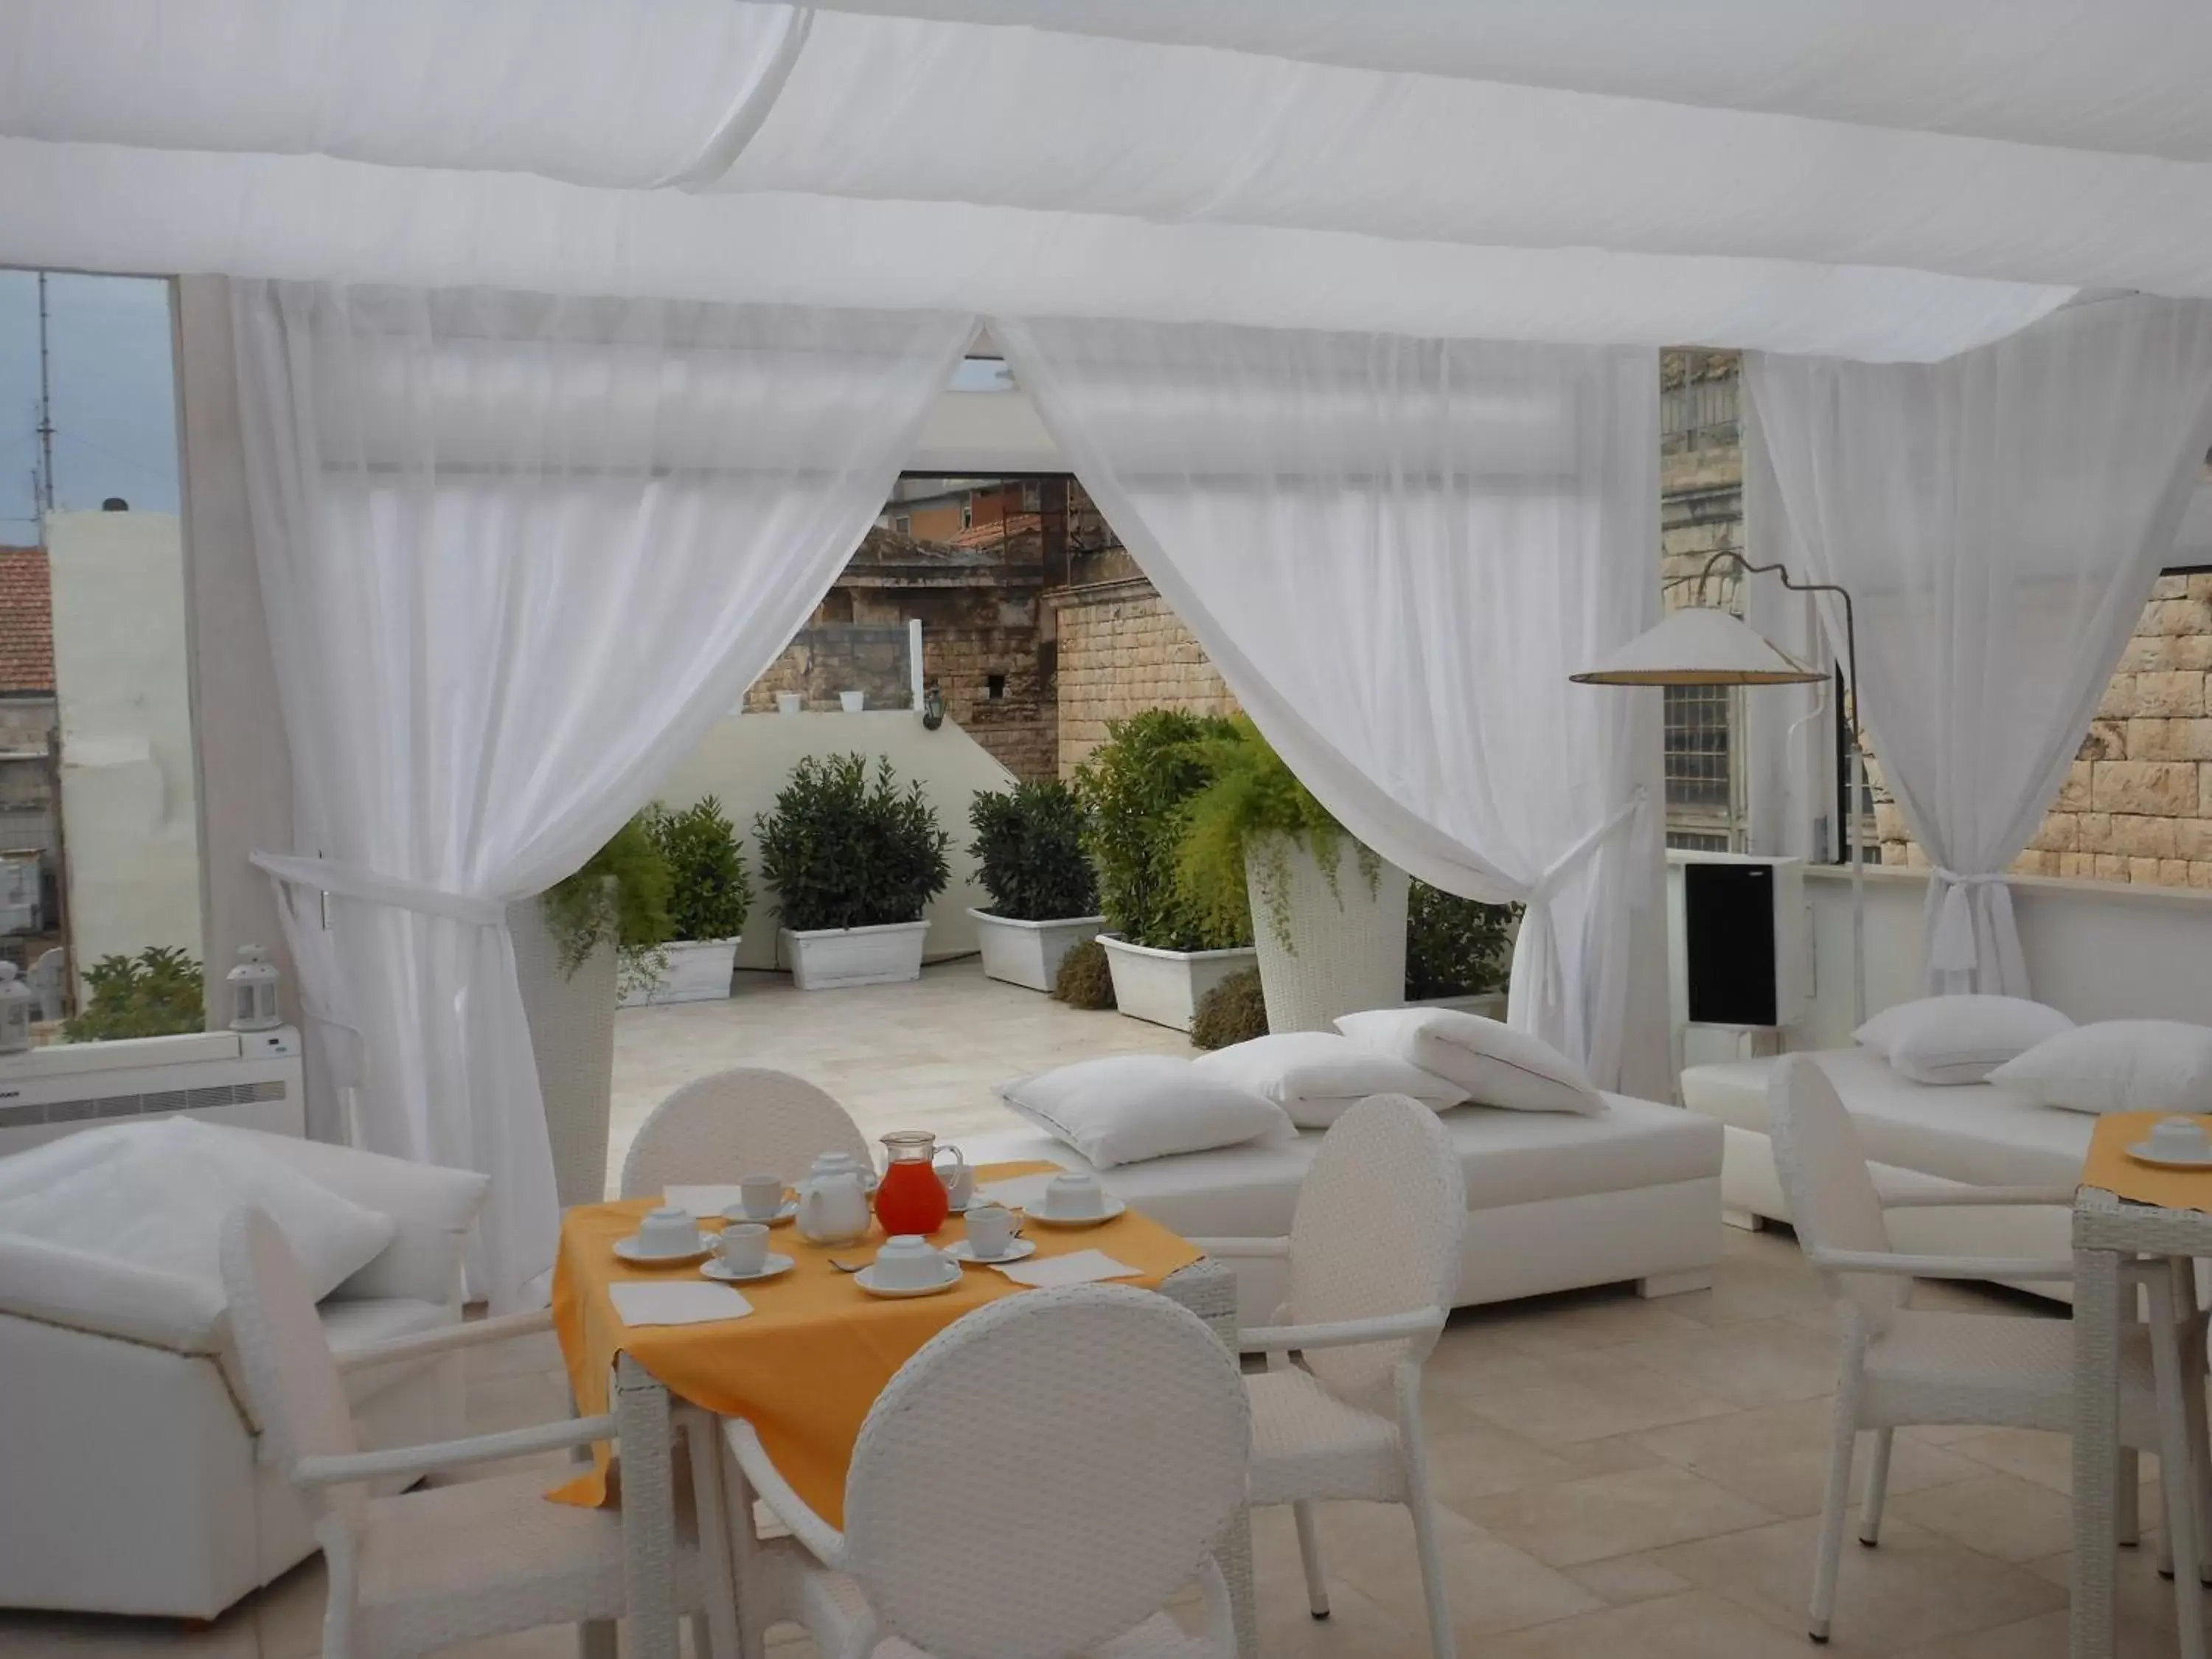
{"left": 1052, "top": 578, "right": 1239, "bottom": 775}
{"left": 742, "top": 624, "right": 914, "bottom": 714}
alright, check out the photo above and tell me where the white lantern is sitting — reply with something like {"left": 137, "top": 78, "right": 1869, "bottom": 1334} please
{"left": 0, "top": 961, "right": 33, "bottom": 1054}
{"left": 227, "top": 945, "right": 281, "bottom": 1032}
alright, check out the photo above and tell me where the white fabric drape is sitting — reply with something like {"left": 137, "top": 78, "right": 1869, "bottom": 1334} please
{"left": 1741, "top": 406, "right": 1838, "bottom": 863}
{"left": 233, "top": 282, "right": 973, "bottom": 1307}
{"left": 995, "top": 318, "right": 1663, "bottom": 1090}
{"left": 1747, "top": 296, "right": 2212, "bottom": 996}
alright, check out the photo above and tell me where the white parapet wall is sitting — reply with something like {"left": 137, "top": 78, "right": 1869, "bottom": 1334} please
{"left": 46, "top": 509, "right": 204, "bottom": 998}
{"left": 651, "top": 707, "right": 1016, "bottom": 972}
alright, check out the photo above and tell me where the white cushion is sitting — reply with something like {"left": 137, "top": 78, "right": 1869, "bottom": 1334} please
{"left": 1989, "top": 1020, "right": 2212, "bottom": 1116}
{"left": 1334, "top": 1007, "right": 1602, "bottom": 1115}
{"left": 995, "top": 1057, "right": 1293, "bottom": 1169}
{"left": 0, "top": 1117, "right": 395, "bottom": 1301}
{"left": 1191, "top": 1032, "right": 1466, "bottom": 1127}
{"left": 1854, "top": 994, "right": 2075, "bottom": 1085}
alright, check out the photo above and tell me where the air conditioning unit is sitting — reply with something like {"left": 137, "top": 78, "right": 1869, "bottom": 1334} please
{"left": 1665, "top": 852, "right": 1812, "bottom": 1085}
{"left": 0, "top": 1025, "right": 305, "bottom": 1157}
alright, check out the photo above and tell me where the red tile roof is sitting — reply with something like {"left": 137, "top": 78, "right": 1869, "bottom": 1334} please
{"left": 0, "top": 547, "right": 54, "bottom": 695}
{"left": 948, "top": 512, "right": 1042, "bottom": 549}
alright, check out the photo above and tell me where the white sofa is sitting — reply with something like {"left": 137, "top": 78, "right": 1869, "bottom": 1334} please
{"left": 964, "top": 1091, "right": 1724, "bottom": 1324}
{"left": 0, "top": 1129, "right": 490, "bottom": 1618}
{"left": 1681, "top": 1046, "right": 2091, "bottom": 1304}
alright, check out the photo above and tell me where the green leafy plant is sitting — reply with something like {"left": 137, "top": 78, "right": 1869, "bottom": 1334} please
{"left": 63, "top": 945, "right": 204, "bottom": 1041}
{"left": 1074, "top": 709, "right": 1248, "bottom": 952}
{"left": 967, "top": 779, "right": 1099, "bottom": 922}
{"left": 644, "top": 796, "right": 751, "bottom": 942}
{"left": 754, "top": 753, "right": 951, "bottom": 932}
{"left": 1176, "top": 716, "right": 1380, "bottom": 954}
{"left": 1405, "top": 883, "right": 1520, "bottom": 1001}
{"left": 1051, "top": 936, "right": 1117, "bottom": 1009}
{"left": 1190, "top": 966, "right": 1268, "bottom": 1051}
{"left": 543, "top": 815, "right": 674, "bottom": 992}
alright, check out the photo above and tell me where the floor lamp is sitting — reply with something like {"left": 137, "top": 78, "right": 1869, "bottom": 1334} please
{"left": 1572, "top": 550, "right": 1867, "bottom": 1030}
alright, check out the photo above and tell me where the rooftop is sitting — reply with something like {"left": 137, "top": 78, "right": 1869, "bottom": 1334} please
{"left": 0, "top": 546, "right": 53, "bottom": 695}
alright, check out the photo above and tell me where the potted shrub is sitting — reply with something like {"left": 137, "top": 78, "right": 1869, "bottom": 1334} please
{"left": 1075, "top": 709, "right": 1255, "bottom": 1031}
{"left": 63, "top": 946, "right": 204, "bottom": 1041}
{"left": 1405, "top": 883, "right": 1520, "bottom": 1018}
{"left": 619, "top": 796, "right": 751, "bottom": 1006}
{"left": 1178, "top": 717, "right": 1408, "bottom": 1032}
{"left": 966, "top": 779, "right": 1104, "bottom": 992}
{"left": 755, "top": 753, "right": 950, "bottom": 990}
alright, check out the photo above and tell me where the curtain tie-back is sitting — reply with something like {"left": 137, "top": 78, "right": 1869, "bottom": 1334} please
{"left": 251, "top": 852, "right": 507, "bottom": 929}
{"left": 1923, "top": 868, "right": 2017, "bottom": 976}
{"left": 1526, "top": 791, "right": 1647, "bottom": 908}
{"left": 1510, "top": 790, "right": 1649, "bottom": 1042}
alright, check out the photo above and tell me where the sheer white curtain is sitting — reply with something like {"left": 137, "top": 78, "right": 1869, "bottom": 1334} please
{"left": 1742, "top": 407, "right": 1837, "bottom": 863}
{"left": 233, "top": 282, "right": 973, "bottom": 1307}
{"left": 1747, "top": 296, "right": 2212, "bottom": 996}
{"left": 995, "top": 319, "right": 1665, "bottom": 1092}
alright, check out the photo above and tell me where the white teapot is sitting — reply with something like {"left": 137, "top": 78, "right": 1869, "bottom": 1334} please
{"left": 795, "top": 1161, "right": 872, "bottom": 1247}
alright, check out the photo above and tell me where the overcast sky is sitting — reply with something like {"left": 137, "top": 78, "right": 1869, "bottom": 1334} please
{"left": 0, "top": 271, "right": 180, "bottom": 544}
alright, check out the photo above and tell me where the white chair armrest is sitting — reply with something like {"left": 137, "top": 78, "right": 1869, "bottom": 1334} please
{"left": 0, "top": 1232, "right": 227, "bottom": 1352}
{"left": 1239, "top": 1306, "right": 1446, "bottom": 1354}
{"left": 1875, "top": 1183, "right": 2077, "bottom": 1210}
{"left": 1187, "top": 1237, "right": 1292, "bottom": 1260}
{"left": 333, "top": 1307, "right": 552, "bottom": 1372}
{"left": 292, "top": 1413, "right": 615, "bottom": 1486}
{"left": 724, "top": 1418, "right": 846, "bottom": 1568}
{"left": 1809, "top": 1246, "right": 2076, "bottom": 1281}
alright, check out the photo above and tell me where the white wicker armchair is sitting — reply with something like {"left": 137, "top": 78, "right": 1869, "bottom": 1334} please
{"left": 1192, "top": 1093, "right": 1467, "bottom": 1659}
{"left": 1770, "top": 1054, "right": 2212, "bottom": 1649}
{"left": 218, "top": 1208, "right": 739, "bottom": 1659}
{"left": 723, "top": 1283, "right": 1251, "bottom": 1659}
{"left": 619, "top": 1068, "right": 872, "bottom": 1200}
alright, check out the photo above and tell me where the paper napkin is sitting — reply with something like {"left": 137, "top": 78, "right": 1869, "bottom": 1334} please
{"left": 663, "top": 1185, "right": 748, "bottom": 1217}
{"left": 992, "top": 1249, "right": 1144, "bottom": 1288}
{"left": 610, "top": 1281, "right": 754, "bottom": 1326}
{"left": 973, "top": 1172, "right": 1062, "bottom": 1211}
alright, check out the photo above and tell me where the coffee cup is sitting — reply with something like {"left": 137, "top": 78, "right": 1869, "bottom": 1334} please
{"left": 874, "top": 1234, "right": 955, "bottom": 1290}
{"left": 637, "top": 1205, "right": 701, "bottom": 1257}
{"left": 1037, "top": 1173, "right": 1106, "bottom": 1220}
{"left": 737, "top": 1173, "right": 786, "bottom": 1220}
{"left": 719, "top": 1222, "right": 771, "bottom": 1276}
{"left": 2149, "top": 1116, "right": 2211, "bottom": 1161}
{"left": 965, "top": 1203, "right": 1017, "bottom": 1259}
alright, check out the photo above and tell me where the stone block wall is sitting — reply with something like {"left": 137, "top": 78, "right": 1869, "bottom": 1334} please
{"left": 1053, "top": 579, "right": 1239, "bottom": 775}
{"left": 742, "top": 625, "right": 913, "bottom": 714}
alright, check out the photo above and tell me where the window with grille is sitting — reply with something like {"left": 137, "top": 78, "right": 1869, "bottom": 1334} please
{"left": 1663, "top": 681, "right": 1745, "bottom": 850}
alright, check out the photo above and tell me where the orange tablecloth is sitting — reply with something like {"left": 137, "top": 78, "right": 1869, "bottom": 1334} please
{"left": 549, "top": 1162, "right": 1203, "bottom": 1525}
{"left": 2082, "top": 1113, "right": 2212, "bottom": 1215}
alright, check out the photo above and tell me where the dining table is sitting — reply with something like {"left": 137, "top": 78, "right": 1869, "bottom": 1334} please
{"left": 547, "top": 1162, "right": 1255, "bottom": 1659}
{"left": 2071, "top": 1112, "right": 2212, "bottom": 1659}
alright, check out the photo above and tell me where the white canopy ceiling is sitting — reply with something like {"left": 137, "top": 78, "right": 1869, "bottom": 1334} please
{"left": 10, "top": 1, "right": 2212, "bottom": 358}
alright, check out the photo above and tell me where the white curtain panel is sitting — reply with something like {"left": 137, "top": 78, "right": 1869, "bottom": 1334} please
{"left": 233, "top": 282, "right": 973, "bottom": 1306}
{"left": 995, "top": 319, "right": 1662, "bottom": 1088}
{"left": 1741, "top": 407, "right": 1837, "bottom": 863}
{"left": 1747, "top": 296, "right": 2212, "bottom": 996}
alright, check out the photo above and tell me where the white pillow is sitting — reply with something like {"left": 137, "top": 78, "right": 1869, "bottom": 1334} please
{"left": 0, "top": 1118, "right": 396, "bottom": 1301}
{"left": 997, "top": 1056, "right": 1295, "bottom": 1168}
{"left": 1987, "top": 1020, "right": 2212, "bottom": 1116}
{"left": 1852, "top": 994, "right": 2076, "bottom": 1085}
{"left": 1333, "top": 1007, "right": 1603, "bottom": 1115}
{"left": 1192, "top": 1032, "right": 1467, "bottom": 1127}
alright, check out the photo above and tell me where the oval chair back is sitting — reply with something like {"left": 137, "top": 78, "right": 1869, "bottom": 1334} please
{"left": 841, "top": 1283, "right": 1250, "bottom": 1659}
{"left": 619, "top": 1067, "right": 871, "bottom": 1199}
{"left": 1769, "top": 1054, "right": 1909, "bottom": 1327}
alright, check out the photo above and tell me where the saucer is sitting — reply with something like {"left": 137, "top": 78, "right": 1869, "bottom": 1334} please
{"left": 854, "top": 1262, "right": 961, "bottom": 1298}
{"left": 2126, "top": 1141, "right": 2212, "bottom": 1169}
{"left": 725, "top": 1200, "right": 799, "bottom": 1228}
{"left": 614, "top": 1234, "right": 714, "bottom": 1267}
{"left": 1020, "top": 1197, "right": 1127, "bottom": 1228}
{"left": 947, "top": 1237, "right": 1037, "bottom": 1265}
{"left": 700, "top": 1252, "right": 796, "bottom": 1284}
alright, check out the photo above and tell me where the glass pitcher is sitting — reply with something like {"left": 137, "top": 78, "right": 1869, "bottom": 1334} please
{"left": 874, "top": 1129, "right": 964, "bottom": 1235}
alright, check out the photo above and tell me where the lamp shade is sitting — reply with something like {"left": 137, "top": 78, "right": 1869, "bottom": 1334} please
{"left": 1571, "top": 605, "right": 1824, "bottom": 686}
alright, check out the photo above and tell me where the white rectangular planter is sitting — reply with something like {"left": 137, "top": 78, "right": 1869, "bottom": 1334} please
{"left": 619, "top": 937, "right": 740, "bottom": 1008}
{"left": 1098, "top": 932, "right": 1258, "bottom": 1033}
{"left": 970, "top": 908, "right": 1105, "bottom": 993}
{"left": 780, "top": 919, "right": 930, "bottom": 990}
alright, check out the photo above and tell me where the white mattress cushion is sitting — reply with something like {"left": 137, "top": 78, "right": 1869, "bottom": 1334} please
{"left": 1681, "top": 1047, "right": 2093, "bottom": 1189}
{"left": 962, "top": 1093, "right": 1719, "bottom": 1239}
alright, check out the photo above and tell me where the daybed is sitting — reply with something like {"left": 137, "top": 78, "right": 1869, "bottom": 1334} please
{"left": 962, "top": 1091, "right": 1723, "bottom": 1324}
{"left": 1680, "top": 1046, "right": 2088, "bottom": 1303}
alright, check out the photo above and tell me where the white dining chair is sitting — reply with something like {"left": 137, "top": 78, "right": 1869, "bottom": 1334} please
{"left": 619, "top": 1067, "right": 872, "bottom": 1200}
{"left": 1193, "top": 1093, "right": 1467, "bottom": 1659}
{"left": 723, "top": 1282, "right": 1251, "bottom": 1659}
{"left": 218, "top": 1207, "right": 740, "bottom": 1659}
{"left": 1770, "top": 1054, "right": 2212, "bottom": 1649}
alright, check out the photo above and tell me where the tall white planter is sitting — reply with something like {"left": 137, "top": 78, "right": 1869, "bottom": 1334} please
{"left": 1247, "top": 833, "right": 1410, "bottom": 1034}
{"left": 509, "top": 890, "right": 616, "bottom": 1208}
{"left": 1099, "top": 933, "right": 1258, "bottom": 1032}
{"left": 969, "top": 908, "right": 1105, "bottom": 992}
{"left": 780, "top": 919, "right": 930, "bottom": 990}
